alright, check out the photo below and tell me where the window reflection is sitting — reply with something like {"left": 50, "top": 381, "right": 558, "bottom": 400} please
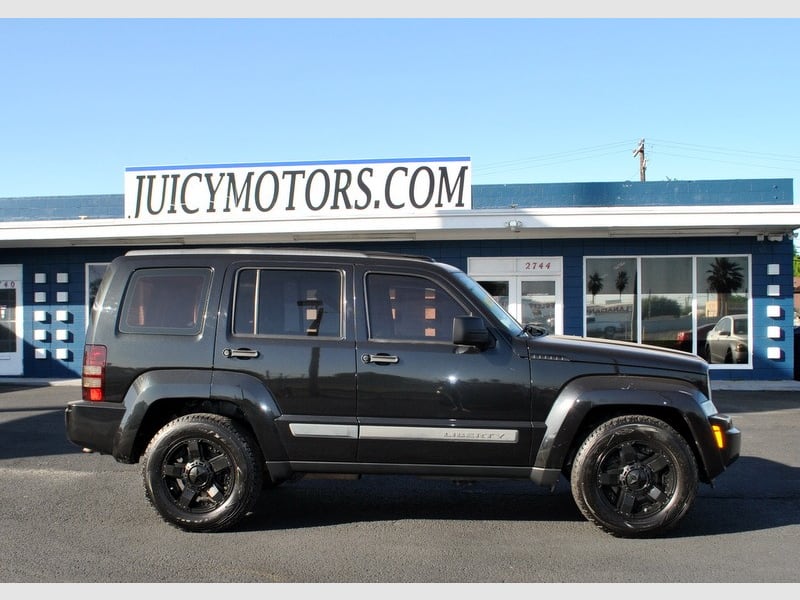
{"left": 641, "top": 257, "right": 692, "bottom": 350}
{"left": 584, "top": 255, "right": 750, "bottom": 367}
{"left": 697, "top": 256, "right": 749, "bottom": 364}
{"left": 584, "top": 257, "right": 636, "bottom": 341}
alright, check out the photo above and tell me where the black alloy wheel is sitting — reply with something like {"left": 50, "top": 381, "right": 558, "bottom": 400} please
{"left": 142, "top": 413, "right": 263, "bottom": 532}
{"left": 570, "top": 414, "right": 698, "bottom": 538}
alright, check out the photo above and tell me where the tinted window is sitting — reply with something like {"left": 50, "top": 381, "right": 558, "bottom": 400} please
{"left": 366, "top": 273, "right": 465, "bottom": 342}
{"left": 233, "top": 268, "right": 342, "bottom": 338}
{"left": 120, "top": 268, "right": 211, "bottom": 335}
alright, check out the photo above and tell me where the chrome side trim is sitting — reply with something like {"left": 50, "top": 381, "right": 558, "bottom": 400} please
{"left": 289, "top": 423, "right": 359, "bottom": 439}
{"left": 359, "top": 425, "right": 518, "bottom": 443}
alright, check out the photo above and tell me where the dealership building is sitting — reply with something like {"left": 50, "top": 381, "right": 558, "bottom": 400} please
{"left": 1, "top": 157, "right": 799, "bottom": 382}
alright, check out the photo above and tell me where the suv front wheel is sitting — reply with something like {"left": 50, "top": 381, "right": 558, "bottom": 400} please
{"left": 570, "top": 414, "right": 698, "bottom": 538}
{"left": 142, "top": 413, "right": 263, "bottom": 532}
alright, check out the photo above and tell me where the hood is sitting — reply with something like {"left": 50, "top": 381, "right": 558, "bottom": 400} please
{"left": 526, "top": 333, "right": 708, "bottom": 376}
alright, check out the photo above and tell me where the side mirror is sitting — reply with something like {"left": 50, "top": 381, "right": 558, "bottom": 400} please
{"left": 453, "top": 316, "right": 492, "bottom": 349}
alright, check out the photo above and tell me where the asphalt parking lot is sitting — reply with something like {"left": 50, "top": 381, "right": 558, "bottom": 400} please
{"left": 1, "top": 378, "right": 799, "bottom": 583}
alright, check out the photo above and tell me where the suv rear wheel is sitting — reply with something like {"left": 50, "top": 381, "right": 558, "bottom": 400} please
{"left": 570, "top": 414, "right": 698, "bottom": 538}
{"left": 142, "top": 413, "right": 263, "bottom": 532}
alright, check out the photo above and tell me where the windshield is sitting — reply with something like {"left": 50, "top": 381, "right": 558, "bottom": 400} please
{"left": 454, "top": 272, "right": 524, "bottom": 336}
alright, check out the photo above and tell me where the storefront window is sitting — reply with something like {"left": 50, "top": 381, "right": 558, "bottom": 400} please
{"left": 696, "top": 256, "right": 750, "bottom": 365}
{"left": 584, "top": 257, "right": 637, "bottom": 342}
{"left": 641, "top": 257, "right": 692, "bottom": 351}
{"left": 584, "top": 255, "right": 751, "bottom": 367}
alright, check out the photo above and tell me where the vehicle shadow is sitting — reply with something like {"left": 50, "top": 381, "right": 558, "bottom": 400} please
{"left": 244, "top": 475, "right": 585, "bottom": 531}
{"left": 0, "top": 407, "right": 82, "bottom": 459}
{"left": 240, "top": 453, "right": 800, "bottom": 538}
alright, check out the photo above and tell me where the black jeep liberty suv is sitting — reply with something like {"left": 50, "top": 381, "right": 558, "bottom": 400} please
{"left": 65, "top": 248, "right": 741, "bottom": 537}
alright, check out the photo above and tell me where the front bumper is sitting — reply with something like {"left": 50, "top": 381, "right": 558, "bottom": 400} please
{"left": 64, "top": 400, "right": 125, "bottom": 456}
{"left": 709, "top": 413, "right": 741, "bottom": 470}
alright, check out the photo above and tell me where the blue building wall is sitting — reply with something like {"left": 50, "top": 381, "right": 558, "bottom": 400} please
{"left": 0, "top": 178, "right": 796, "bottom": 381}
{"left": 0, "top": 194, "right": 123, "bottom": 221}
{"left": 472, "top": 179, "right": 793, "bottom": 208}
{"left": 344, "top": 236, "right": 795, "bottom": 382}
{"left": 0, "top": 178, "right": 793, "bottom": 222}
{"left": 14, "top": 247, "right": 125, "bottom": 379}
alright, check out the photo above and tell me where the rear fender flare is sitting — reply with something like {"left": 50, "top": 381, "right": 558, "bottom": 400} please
{"left": 113, "top": 369, "right": 284, "bottom": 465}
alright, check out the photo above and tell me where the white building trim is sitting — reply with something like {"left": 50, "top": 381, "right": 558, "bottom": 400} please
{"left": 1, "top": 204, "right": 798, "bottom": 248}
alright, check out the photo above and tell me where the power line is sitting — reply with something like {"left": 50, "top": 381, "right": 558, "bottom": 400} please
{"left": 471, "top": 138, "right": 800, "bottom": 180}
{"left": 473, "top": 140, "right": 635, "bottom": 177}
{"left": 648, "top": 138, "right": 800, "bottom": 166}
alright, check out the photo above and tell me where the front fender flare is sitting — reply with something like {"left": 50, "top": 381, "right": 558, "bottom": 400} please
{"left": 530, "top": 375, "right": 710, "bottom": 486}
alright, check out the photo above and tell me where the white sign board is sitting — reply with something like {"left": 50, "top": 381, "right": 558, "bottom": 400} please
{"left": 124, "top": 157, "right": 471, "bottom": 223}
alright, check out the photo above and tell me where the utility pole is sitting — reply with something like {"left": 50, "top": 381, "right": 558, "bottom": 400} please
{"left": 633, "top": 138, "right": 647, "bottom": 182}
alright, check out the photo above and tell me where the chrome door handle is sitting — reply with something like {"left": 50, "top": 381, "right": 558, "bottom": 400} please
{"left": 361, "top": 353, "right": 399, "bottom": 365}
{"left": 223, "top": 348, "right": 260, "bottom": 359}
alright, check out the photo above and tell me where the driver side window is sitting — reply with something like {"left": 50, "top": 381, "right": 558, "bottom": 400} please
{"left": 366, "top": 273, "right": 464, "bottom": 342}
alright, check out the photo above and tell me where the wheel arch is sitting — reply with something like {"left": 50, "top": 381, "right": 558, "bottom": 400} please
{"left": 112, "top": 369, "right": 285, "bottom": 468}
{"left": 530, "top": 374, "right": 717, "bottom": 487}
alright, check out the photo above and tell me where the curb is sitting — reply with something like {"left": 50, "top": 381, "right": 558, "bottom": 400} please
{"left": 0, "top": 378, "right": 81, "bottom": 386}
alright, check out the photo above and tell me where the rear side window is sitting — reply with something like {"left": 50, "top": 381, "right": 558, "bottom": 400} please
{"left": 233, "top": 268, "right": 342, "bottom": 338}
{"left": 120, "top": 267, "right": 211, "bottom": 335}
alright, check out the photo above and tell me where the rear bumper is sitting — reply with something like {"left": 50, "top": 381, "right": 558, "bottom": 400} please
{"left": 64, "top": 401, "right": 125, "bottom": 456}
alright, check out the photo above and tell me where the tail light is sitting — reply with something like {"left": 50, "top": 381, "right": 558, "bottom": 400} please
{"left": 82, "top": 344, "right": 107, "bottom": 402}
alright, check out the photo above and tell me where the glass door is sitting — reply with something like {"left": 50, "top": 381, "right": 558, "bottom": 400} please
{"left": 468, "top": 257, "right": 563, "bottom": 334}
{"left": 0, "top": 265, "right": 23, "bottom": 376}
{"left": 520, "top": 279, "right": 558, "bottom": 333}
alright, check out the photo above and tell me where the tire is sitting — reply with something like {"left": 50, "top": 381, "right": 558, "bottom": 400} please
{"left": 703, "top": 344, "right": 713, "bottom": 363}
{"left": 570, "top": 415, "right": 698, "bottom": 538}
{"left": 142, "top": 413, "right": 263, "bottom": 533}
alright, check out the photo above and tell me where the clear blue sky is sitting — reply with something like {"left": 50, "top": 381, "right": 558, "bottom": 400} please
{"left": 1, "top": 17, "right": 800, "bottom": 198}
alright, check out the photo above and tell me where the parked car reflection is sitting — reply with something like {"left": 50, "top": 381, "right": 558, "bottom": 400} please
{"left": 586, "top": 314, "right": 627, "bottom": 339}
{"left": 675, "top": 322, "right": 715, "bottom": 359}
{"left": 704, "top": 314, "right": 749, "bottom": 364}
